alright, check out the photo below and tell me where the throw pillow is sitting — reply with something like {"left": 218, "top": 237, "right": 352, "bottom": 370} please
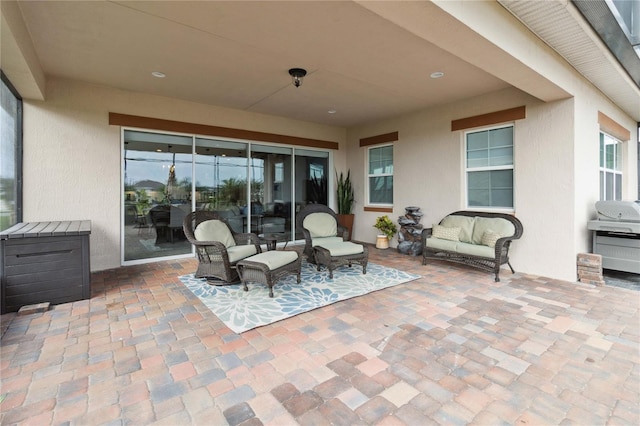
{"left": 194, "top": 219, "right": 236, "bottom": 248}
{"left": 432, "top": 224, "right": 461, "bottom": 242}
{"left": 481, "top": 230, "right": 503, "bottom": 248}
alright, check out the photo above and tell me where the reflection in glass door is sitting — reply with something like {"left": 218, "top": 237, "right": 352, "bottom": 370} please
{"left": 123, "top": 131, "right": 332, "bottom": 263}
{"left": 294, "top": 149, "right": 329, "bottom": 240}
{"left": 123, "top": 130, "right": 192, "bottom": 261}
{"left": 194, "top": 138, "right": 248, "bottom": 232}
{"left": 251, "top": 144, "right": 293, "bottom": 241}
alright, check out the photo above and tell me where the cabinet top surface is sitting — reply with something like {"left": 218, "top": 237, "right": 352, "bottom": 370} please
{"left": 0, "top": 221, "right": 91, "bottom": 239}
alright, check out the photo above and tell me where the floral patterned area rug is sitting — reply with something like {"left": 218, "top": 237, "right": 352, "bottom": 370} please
{"left": 179, "top": 261, "right": 421, "bottom": 334}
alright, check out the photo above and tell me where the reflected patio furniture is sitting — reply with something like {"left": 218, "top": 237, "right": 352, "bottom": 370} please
{"left": 183, "top": 211, "right": 262, "bottom": 284}
{"left": 149, "top": 205, "right": 170, "bottom": 244}
{"left": 167, "top": 205, "right": 188, "bottom": 243}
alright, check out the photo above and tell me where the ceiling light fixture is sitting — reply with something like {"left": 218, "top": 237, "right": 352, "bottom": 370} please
{"left": 328, "top": 109, "right": 337, "bottom": 114}
{"left": 288, "top": 68, "right": 307, "bottom": 87}
{"left": 430, "top": 71, "right": 445, "bottom": 79}
{"left": 151, "top": 71, "right": 166, "bottom": 78}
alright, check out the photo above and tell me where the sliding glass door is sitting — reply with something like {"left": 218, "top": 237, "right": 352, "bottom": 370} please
{"left": 294, "top": 149, "right": 329, "bottom": 240}
{"left": 123, "top": 130, "right": 192, "bottom": 261}
{"left": 122, "top": 130, "right": 330, "bottom": 264}
{"left": 194, "top": 138, "right": 248, "bottom": 232}
{"left": 251, "top": 144, "right": 293, "bottom": 237}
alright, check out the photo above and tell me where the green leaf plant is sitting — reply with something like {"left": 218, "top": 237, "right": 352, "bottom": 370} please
{"left": 336, "top": 169, "right": 355, "bottom": 214}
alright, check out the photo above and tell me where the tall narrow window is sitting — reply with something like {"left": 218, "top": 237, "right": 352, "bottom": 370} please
{"left": 367, "top": 144, "right": 393, "bottom": 206}
{"left": 0, "top": 72, "right": 22, "bottom": 231}
{"left": 600, "top": 131, "right": 623, "bottom": 200}
{"left": 465, "top": 125, "right": 514, "bottom": 209}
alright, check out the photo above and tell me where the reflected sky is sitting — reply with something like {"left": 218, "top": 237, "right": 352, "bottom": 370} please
{"left": 124, "top": 150, "right": 264, "bottom": 188}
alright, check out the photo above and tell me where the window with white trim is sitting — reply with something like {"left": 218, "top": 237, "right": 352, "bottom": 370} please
{"left": 465, "top": 125, "right": 514, "bottom": 209}
{"left": 600, "top": 131, "right": 622, "bottom": 201}
{"left": 367, "top": 144, "right": 393, "bottom": 205}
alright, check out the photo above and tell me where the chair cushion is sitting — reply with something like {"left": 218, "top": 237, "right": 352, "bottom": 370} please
{"left": 456, "top": 241, "right": 495, "bottom": 258}
{"left": 226, "top": 244, "right": 257, "bottom": 263}
{"left": 243, "top": 251, "right": 298, "bottom": 270}
{"left": 440, "top": 215, "right": 475, "bottom": 244}
{"left": 194, "top": 219, "right": 236, "bottom": 248}
{"left": 471, "top": 217, "right": 515, "bottom": 245}
{"left": 481, "top": 230, "right": 503, "bottom": 248}
{"left": 316, "top": 241, "right": 364, "bottom": 256}
{"left": 426, "top": 237, "right": 458, "bottom": 252}
{"left": 311, "top": 236, "right": 345, "bottom": 247}
{"left": 304, "top": 212, "right": 337, "bottom": 238}
{"left": 432, "top": 224, "right": 460, "bottom": 241}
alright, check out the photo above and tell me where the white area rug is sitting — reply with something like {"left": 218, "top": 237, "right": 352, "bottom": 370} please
{"left": 179, "top": 261, "right": 420, "bottom": 333}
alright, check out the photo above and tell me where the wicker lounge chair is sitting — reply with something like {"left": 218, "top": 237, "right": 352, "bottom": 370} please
{"left": 296, "top": 204, "right": 348, "bottom": 263}
{"left": 183, "top": 211, "right": 262, "bottom": 284}
{"left": 297, "top": 204, "right": 367, "bottom": 277}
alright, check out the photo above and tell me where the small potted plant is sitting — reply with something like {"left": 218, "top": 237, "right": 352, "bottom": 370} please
{"left": 373, "top": 215, "right": 397, "bottom": 249}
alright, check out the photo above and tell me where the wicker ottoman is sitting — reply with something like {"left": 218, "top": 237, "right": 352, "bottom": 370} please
{"left": 313, "top": 241, "right": 368, "bottom": 279}
{"left": 236, "top": 251, "right": 301, "bottom": 297}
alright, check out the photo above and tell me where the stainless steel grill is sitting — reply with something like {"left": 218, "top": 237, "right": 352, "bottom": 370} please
{"left": 587, "top": 200, "right": 640, "bottom": 274}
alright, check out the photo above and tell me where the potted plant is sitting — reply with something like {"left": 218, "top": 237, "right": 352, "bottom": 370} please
{"left": 373, "top": 215, "right": 397, "bottom": 249}
{"left": 336, "top": 170, "right": 355, "bottom": 239}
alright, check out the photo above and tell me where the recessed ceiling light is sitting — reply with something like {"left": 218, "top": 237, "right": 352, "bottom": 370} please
{"left": 151, "top": 71, "right": 166, "bottom": 78}
{"left": 328, "top": 109, "right": 337, "bottom": 114}
{"left": 430, "top": 71, "right": 444, "bottom": 79}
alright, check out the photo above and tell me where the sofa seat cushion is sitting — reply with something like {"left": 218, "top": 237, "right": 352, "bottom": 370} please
{"left": 440, "top": 215, "right": 475, "bottom": 243}
{"left": 426, "top": 238, "right": 494, "bottom": 259}
{"left": 243, "top": 251, "right": 298, "bottom": 270}
{"left": 194, "top": 219, "right": 236, "bottom": 248}
{"left": 425, "top": 237, "right": 459, "bottom": 252}
{"left": 304, "top": 212, "right": 337, "bottom": 238}
{"left": 311, "top": 236, "right": 344, "bottom": 247}
{"left": 226, "top": 244, "right": 258, "bottom": 263}
{"left": 456, "top": 241, "right": 494, "bottom": 258}
{"left": 316, "top": 241, "right": 364, "bottom": 256}
{"left": 471, "top": 217, "right": 515, "bottom": 245}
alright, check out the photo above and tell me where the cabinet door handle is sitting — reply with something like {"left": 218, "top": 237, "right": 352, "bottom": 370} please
{"left": 16, "top": 249, "right": 73, "bottom": 257}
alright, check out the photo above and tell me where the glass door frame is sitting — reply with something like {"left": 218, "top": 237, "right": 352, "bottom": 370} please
{"left": 121, "top": 126, "right": 334, "bottom": 266}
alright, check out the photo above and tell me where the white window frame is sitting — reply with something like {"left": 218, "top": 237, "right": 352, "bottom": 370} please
{"left": 366, "top": 143, "right": 393, "bottom": 207}
{"left": 599, "top": 131, "right": 623, "bottom": 201}
{"left": 464, "top": 124, "right": 514, "bottom": 211}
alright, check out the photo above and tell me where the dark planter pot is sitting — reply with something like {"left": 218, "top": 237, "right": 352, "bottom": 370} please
{"left": 337, "top": 213, "right": 355, "bottom": 240}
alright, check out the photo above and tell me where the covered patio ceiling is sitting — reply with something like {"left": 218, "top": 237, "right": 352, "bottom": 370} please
{"left": 1, "top": 0, "right": 638, "bottom": 126}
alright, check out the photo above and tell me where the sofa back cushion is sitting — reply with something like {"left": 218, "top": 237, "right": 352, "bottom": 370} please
{"left": 432, "top": 224, "right": 461, "bottom": 241}
{"left": 440, "top": 215, "right": 475, "bottom": 243}
{"left": 303, "top": 212, "right": 337, "bottom": 238}
{"left": 194, "top": 219, "right": 236, "bottom": 248}
{"left": 471, "top": 217, "right": 515, "bottom": 245}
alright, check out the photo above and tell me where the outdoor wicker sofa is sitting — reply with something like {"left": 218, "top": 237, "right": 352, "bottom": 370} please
{"left": 422, "top": 210, "right": 523, "bottom": 282}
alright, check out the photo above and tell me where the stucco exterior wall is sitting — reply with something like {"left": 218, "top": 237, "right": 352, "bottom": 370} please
{"left": 22, "top": 78, "right": 347, "bottom": 271}
{"left": 347, "top": 85, "right": 637, "bottom": 282}
{"left": 20, "top": 76, "right": 637, "bottom": 282}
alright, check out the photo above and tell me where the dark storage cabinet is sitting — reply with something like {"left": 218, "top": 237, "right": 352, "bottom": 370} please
{"left": 1, "top": 221, "right": 91, "bottom": 314}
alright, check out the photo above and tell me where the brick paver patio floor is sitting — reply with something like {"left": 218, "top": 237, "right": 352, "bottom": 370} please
{"left": 1, "top": 245, "right": 638, "bottom": 425}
